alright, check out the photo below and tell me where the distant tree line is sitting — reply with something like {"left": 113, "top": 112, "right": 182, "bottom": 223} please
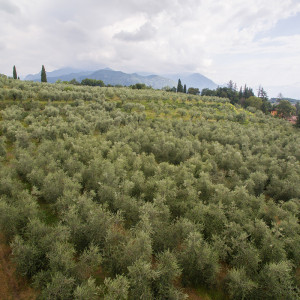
{"left": 129, "top": 83, "right": 152, "bottom": 90}
{"left": 177, "top": 79, "right": 200, "bottom": 95}
{"left": 163, "top": 79, "right": 200, "bottom": 95}
{"left": 201, "top": 81, "right": 273, "bottom": 114}
{"left": 56, "top": 78, "right": 153, "bottom": 89}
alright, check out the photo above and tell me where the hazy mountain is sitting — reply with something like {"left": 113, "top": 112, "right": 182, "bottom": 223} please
{"left": 24, "top": 67, "right": 219, "bottom": 90}
{"left": 164, "top": 73, "right": 218, "bottom": 90}
{"left": 25, "top": 68, "right": 176, "bottom": 89}
{"left": 84, "top": 69, "right": 175, "bottom": 89}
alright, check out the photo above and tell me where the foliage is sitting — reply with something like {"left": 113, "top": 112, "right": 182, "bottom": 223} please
{"left": 179, "top": 232, "right": 220, "bottom": 287}
{"left": 258, "top": 261, "right": 300, "bottom": 299}
{"left": 0, "top": 76, "right": 300, "bottom": 299}
{"left": 276, "top": 99, "right": 296, "bottom": 118}
{"left": 103, "top": 275, "right": 130, "bottom": 300}
{"left": 226, "top": 268, "right": 257, "bottom": 299}
{"left": 188, "top": 87, "right": 200, "bottom": 95}
{"left": 81, "top": 78, "right": 105, "bottom": 87}
{"left": 74, "top": 278, "right": 101, "bottom": 300}
{"left": 201, "top": 81, "right": 273, "bottom": 114}
{"left": 130, "top": 83, "right": 150, "bottom": 90}
{"left": 128, "top": 259, "right": 157, "bottom": 300}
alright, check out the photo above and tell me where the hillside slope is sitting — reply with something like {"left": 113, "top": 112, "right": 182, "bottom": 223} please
{"left": 0, "top": 75, "right": 299, "bottom": 299}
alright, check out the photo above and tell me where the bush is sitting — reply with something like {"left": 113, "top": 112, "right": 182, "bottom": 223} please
{"left": 179, "top": 232, "right": 220, "bottom": 286}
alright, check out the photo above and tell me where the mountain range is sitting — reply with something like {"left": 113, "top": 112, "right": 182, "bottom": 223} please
{"left": 25, "top": 68, "right": 218, "bottom": 91}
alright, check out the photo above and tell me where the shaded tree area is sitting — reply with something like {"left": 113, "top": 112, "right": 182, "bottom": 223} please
{"left": 0, "top": 76, "right": 300, "bottom": 299}
{"left": 130, "top": 83, "right": 151, "bottom": 90}
{"left": 201, "top": 81, "right": 273, "bottom": 114}
{"left": 276, "top": 100, "right": 296, "bottom": 118}
{"left": 187, "top": 87, "right": 200, "bottom": 95}
{"left": 81, "top": 78, "right": 105, "bottom": 87}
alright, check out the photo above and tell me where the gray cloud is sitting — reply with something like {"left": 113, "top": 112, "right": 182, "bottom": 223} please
{"left": 114, "top": 22, "right": 156, "bottom": 42}
{"left": 0, "top": 0, "right": 300, "bottom": 93}
{"left": 0, "top": 0, "right": 19, "bottom": 14}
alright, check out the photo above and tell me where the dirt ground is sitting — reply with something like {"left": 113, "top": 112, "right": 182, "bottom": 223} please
{"left": 0, "top": 234, "right": 37, "bottom": 300}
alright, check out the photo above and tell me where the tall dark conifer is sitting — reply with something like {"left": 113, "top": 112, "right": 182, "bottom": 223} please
{"left": 183, "top": 84, "right": 187, "bottom": 93}
{"left": 177, "top": 79, "right": 183, "bottom": 93}
{"left": 13, "top": 65, "right": 17, "bottom": 79}
{"left": 41, "top": 65, "right": 47, "bottom": 82}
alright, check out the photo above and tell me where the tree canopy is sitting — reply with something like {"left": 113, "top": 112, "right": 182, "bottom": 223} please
{"left": 276, "top": 100, "right": 296, "bottom": 118}
{"left": 0, "top": 76, "right": 299, "bottom": 299}
{"left": 81, "top": 78, "right": 105, "bottom": 87}
{"left": 187, "top": 87, "right": 200, "bottom": 95}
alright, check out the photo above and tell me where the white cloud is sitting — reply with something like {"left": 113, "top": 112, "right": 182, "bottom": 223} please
{"left": 0, "top": 0, "right": 300, "bottom": 96}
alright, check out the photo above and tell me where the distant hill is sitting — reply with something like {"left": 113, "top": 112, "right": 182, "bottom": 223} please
{"left": 25, "top": 68, "right": 218, "bottom": 90}
{"left": 81, "top": 70, "right": 175, "bottom": 89}
{"left": 25, "top": 68, "right": 176, "bottom": 89}
{"left": 164, "top": 73, "right": 218, "bottom": 90}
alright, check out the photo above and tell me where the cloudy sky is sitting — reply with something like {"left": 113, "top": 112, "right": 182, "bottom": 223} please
{"left": 1, "top": 0, "right": 300, "bottom": 97}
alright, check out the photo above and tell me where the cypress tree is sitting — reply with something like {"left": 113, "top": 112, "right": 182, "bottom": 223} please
{"left": 13, "top": 65, "right": 17, "bottom": 79}
{"left": 177, "top": 79, "right": 183, "bottom": 93}
{"left": 41, "top": 65, "right": 47, "bottom": 82}
{"left": 183, "top": 84, "right": 187, "bottom": 93}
